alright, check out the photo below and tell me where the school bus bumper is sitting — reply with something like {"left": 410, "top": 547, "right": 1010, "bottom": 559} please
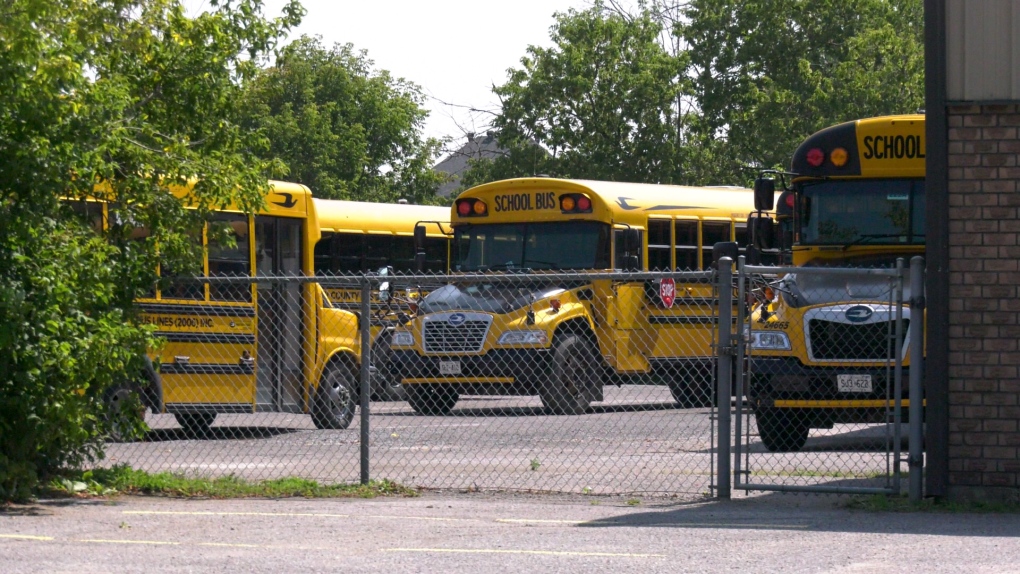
{"left": 746, "top": 357, "right": 918, "bottom": 426}
{"left": 389, "top": 348, "right": 552, "bottom": 392}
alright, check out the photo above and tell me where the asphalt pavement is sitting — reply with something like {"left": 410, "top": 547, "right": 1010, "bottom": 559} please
{"left": 3, "top": 491, "right": 1019, "bottom": 573}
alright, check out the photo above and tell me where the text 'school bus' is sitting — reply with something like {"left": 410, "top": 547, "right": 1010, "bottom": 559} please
{"left": 72, "top": 181, "right": 446, "bottom": 436}
{"left": 313, "top": 198, "right": 450, "bottom": 400}
{"left": 746, "top": 115, "right": 925, "bottom": 451}
{"left": 388, "top": 177, "right": 776, "bottom": 416}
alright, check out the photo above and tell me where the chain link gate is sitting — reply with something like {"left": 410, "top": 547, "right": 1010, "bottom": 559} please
{"left": 102, "top": 269, "right": 728, "bottom": 500}
{"left": 713, "top": 257, "right": 925, "bottom": 496}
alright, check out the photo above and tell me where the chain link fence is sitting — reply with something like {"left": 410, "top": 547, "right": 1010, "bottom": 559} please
{"left": 100, "top": 261, "right": 925, "bottom": 499}
{"left": 730, "top": 259, "right": 919, "bottom": 495}
{"left": 102, "top": 270, "right": 723, "bottom": 499}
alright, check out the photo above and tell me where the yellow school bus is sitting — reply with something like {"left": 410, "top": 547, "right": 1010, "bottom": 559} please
{"left": 746, "top": 114, "right": 925, "bottom": 451}
{"left": 313, "top": 198, "right": 450, "bottom": 400}
{"left": 388, "top": 177, "right": 771, "bottom": 415}
{"left": 77, "top": 181, "right": 442, "bottom": 436}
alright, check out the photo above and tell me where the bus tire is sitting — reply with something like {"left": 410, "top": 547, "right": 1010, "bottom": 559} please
{"left": 371, "top": 330, "right": 405, "bottom": 402}
{"left": 174, "top": 413, "right": 216, "bottom": 438}
{"left": 406, "top": 384, "right": 458, "bottom": 415}
{"left": 104, "top": 383, "right": 146, "bottom": 443}
{"left": 541, "top": 334, "right": 597, "bottom": 415}
{"left": 755, "top": 408, "right": 809, "bottom": 452}
{"left": 312, "top": 363, "right": 357, "bottom": 430}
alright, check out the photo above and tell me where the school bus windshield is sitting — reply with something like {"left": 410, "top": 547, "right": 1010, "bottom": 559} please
{"left": 798, "top": 179, "right": 925, "bottom": 246}
{"left": 453, "top": 221, "right": 611, "bottom": 271}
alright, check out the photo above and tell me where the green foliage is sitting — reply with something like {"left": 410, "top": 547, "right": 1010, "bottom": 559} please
{"left": 240, "top": 36, "right": 446, "bottom": 204}
{"left": 467, "top": 0, "right": 924, "bottom": 189}
{"left": 679, "top": 0, "right": 925, "bottom": 180}
{"left": 0, "top": 0, "right": 300, "bottom": 501}
{"left": 470, "top": 3, "right": 687, "bottom": 186}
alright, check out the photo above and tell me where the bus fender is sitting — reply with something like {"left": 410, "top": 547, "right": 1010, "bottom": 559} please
{"left": 320, "top": 348, "right": 361, "bottom": 398}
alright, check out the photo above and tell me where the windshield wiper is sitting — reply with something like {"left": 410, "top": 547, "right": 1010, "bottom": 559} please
{"left": 841, "top": 234, "right": 911, "bottom": 251}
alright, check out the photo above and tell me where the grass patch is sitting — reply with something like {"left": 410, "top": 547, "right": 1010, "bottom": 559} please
{"left": 749, "top": 470, "right": 886, "bottom": 479}
{"left": 845, "top": 494, "right": 1020, "bottom": 513}
{"left": 43, "top": 465, "right": 417, "bottom": 500}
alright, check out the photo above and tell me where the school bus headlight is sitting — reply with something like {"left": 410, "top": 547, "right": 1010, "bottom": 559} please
{"left": 497, "top": 330, "right": 549, "bottom": 345}
{"left": 392, "top": 331, "right": 415, "bottom": 347}
{"left": 747, "top": 330, "right": 791, "bottom": 351}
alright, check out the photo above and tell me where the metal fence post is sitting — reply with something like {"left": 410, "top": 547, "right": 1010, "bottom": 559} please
{"left": 909, "top": 257, "right": 926, "bottom": 502}
{"left": 360, "top": 278, "right": 372, "bottom": 485}
{"left": 717, "top": 257, "right": 733, "bottom": 500}
{"left": 892, "top": 259, "right": 905, "bottom": 494}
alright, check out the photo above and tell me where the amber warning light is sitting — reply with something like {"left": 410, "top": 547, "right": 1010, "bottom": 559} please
{"left": 559, "top": 193, "right": 593, "bottom": 214}
{"left": 456, "top": 198, "right": 487, "bottom": 217}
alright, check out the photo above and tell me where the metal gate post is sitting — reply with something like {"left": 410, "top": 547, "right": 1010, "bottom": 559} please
{"left": 909, "top": 257, "right": 926, "bottom": 502}
{"left": 360, "top": 278, "right": 372, "bottom": 484}
{"left": 892, "top": 259, "right": 905, "bottom": 494}
{"left": 733, "top": 256, "right": 747, "bottom": 490}
{"left": 716, "top": 257, "right": 733, "bottom": 499}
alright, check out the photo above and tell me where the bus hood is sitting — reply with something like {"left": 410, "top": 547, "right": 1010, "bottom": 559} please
{"left": 780, "top": 271, "right": 914, "bottom": 309}
{"left": 420, "top": 282, "right": 570, "bottom": 315}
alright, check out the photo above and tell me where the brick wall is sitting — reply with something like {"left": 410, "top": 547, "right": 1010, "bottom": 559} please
{"left": 947, "top": 104, "right": 1020, "bottom": 501}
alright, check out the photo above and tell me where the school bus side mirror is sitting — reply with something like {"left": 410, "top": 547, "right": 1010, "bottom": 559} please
{"left": 712, "top": 241, "right": 738, "bottom": 268}
{"left": 747, "top": 214, "right": 775, "bottom": 250}
{"left": 753, "top": 178, "right": 776, "bottom": 212}
{"left": 413, "top": 224, "right": 427, "bottom": 272}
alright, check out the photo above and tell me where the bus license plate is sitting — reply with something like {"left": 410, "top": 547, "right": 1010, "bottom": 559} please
{"left": 837, "top": 374, "right": 872, "bottom": 393}
{"left": 439, "top": 360, "right": 461, "bottom": 375}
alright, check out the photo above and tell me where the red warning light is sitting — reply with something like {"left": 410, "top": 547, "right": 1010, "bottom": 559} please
{"left": 806, "top": 148, "right": 825, "bottom": 167}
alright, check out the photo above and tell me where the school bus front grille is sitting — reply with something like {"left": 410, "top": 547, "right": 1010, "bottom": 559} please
{"left": 808, "top": 319, "right": 908, "bottom": 361}
{"left": 422, "top": 319, "right": 491, "bottom": 354}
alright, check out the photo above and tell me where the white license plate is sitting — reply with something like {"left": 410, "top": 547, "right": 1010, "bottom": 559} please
{"left": 439, "top": 360, "right": 461, "bottom": 375}
{"left": 837, "top": 374, "right": 873, "bottom": 393}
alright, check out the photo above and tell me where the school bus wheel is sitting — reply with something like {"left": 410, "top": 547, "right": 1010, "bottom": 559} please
{"left": 312, "top": 362, "right": 357, "bottom": 430}
{"left": 104, "top": 383, "right": 147, "bottom": 443}
{"left": 541, "top": 334, "right": 600, "bottom": 415}
{"left": 754, "top": 407, "right": 809, "bottom": 452}
{"left": 174, "top": 413, "right": 216, "bottom": 438}
{"left": 405, "top": 383, "right": 459, "bottom": 416}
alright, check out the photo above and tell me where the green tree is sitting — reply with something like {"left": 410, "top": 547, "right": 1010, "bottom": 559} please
{"left": 0, "top": 0, "right": 300, "bottom": 500}
{"left": 679, "top": 0, "right": 925, "bottom": 179}
{"left": 465, "top": 4, "right": 687, "bottom": 187}
{"left": 241, "top": 36, "right": 446, "bottom": 203}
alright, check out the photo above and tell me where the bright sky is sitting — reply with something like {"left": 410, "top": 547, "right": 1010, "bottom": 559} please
{"left": 187, "top": 0, "right": 587, "bottom": 150}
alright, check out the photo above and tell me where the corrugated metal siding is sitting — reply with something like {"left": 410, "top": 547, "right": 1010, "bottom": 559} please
{"left": 946, "top": 0, "right": 1020, "bottom": 101}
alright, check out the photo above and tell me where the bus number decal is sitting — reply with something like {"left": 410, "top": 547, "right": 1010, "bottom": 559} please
{"left": 862, "top": 135, "right": 925, "bottom": 160}
{"left": 140, "top": 315, "right": 214, "bottom": 329}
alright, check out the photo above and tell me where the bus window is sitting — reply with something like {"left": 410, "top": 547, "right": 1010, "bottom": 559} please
{"left": 160, "top": 225, "right": 205, "bottom": 301}
{"left": 336, "top": 233, "right": 365, "bottom": 273}
{"left": 109, "top": 206, "right": 160, "bottom": 298}
{"left": 208, "top": 213, "right": 251, "bottom": 302}
{"left": 364, "top": 234, "right": 417, "bottom": 272}
{"left": 701, "top": 221, "right": 731, "bottom": 268}
{"left": 735, "top": 224, "right": 749, "bottom": 249}
{"left": 675, "top": 220, "right": 698, "bottom": 270}
{"left": 67, "top": 200, "right": 104, "bottom": 233}
{"left": 613, "top": 229, "right": 642, "bottom": 270}
{"left": 648, "top": 219, "right": 672, "bottom": 271}
{"left": 422, "top": 237, "right": 448, "bottom": 272}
